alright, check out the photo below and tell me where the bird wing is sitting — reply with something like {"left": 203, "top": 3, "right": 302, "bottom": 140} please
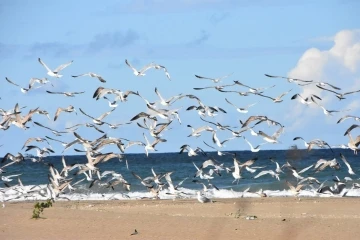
{"left": 139, "top": 63, "right": 155, "bottom": 74}
{"left": 53, "top": 60, "right": 73, "bottom": 73}
{"left": 38, "top": 58, "right": 53, "bottom": 72}
{"left": 54, "top": 108, "right": 63, "bottom": 121}
{"left": 125, "top": 59, "right": 138, "bottom": 72}
{"left": 325, "top": 82, "right": 341, "bottom": 90}
{"left": 71, "top": 73, "right": 89, "bottom": 78}
{"left": 298, "top": 164, "right": 313, "bottom": 174}
{"left": 193, "top": 86, "right": 217, "bottom": 90}
{"left": 22, "top": 138, "right": 35, "bottom": 149}
{"left": 46, "top": 91, "right": 63, "bottom": 94}
{"left": 194, "top": 75, "right": 215, "bottom": 81}
{"left": 79, "top": 108, "right": 96, "bottom": 120}
{"left": 344, "top": 89, "right": 360, "bottom": 95}
{"left": 272, "top": 127, "right": 284, "bottom": 139}
{"left": 316, "top": 85, "right": 339, "bottom": 95}
{"left": 131, "top": 171, "right": 143, "bottom": 181}
{"left": 278, "top": 89, "right": 292, "bottom": 99}
{"left": 154, "top": 88, "right": 165, "bottom": 102}
{"left": 337, "top": 115, "right": 351, "bottom": 124}
{"left": 340, "top": 153, "right": 354, "bottom": 173}
{"left": 5, "top": 77, "right": 21, "bottom": 87}
{"left": 254, "top": 170, "right": 270, "bottom": 179}
{"left": 225, "top": 98, "right": 238, "bottom": 108}
{"left": 344, "top": 124, "right": 360, "bottom": 136}
{"left": 97, "top": 108, "right": 115, "bottom": 121}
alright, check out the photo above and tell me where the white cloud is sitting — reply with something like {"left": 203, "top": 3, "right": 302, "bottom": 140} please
{"left": 286, "top": 29, "right": 360, "bottom": 133}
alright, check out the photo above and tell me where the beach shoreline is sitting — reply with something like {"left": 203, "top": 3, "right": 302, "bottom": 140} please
{"left": 1, "top": 197, "right": 360, "bottom": 240}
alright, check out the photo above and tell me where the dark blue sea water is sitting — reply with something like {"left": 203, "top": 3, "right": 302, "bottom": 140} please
{"left": 2, "top": 147, "right": 360, "bottom": 201}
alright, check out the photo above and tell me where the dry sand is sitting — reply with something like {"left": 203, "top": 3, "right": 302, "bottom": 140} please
{"left": 1, "top": 197, "right": 360, "bottom": 240}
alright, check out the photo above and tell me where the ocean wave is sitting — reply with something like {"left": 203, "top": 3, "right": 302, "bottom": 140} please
{"left": 2, "top": 184, "right": 360, "bottom": 203}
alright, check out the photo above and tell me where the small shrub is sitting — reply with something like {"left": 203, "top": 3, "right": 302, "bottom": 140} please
{"left": 32, "top": 199, "right": 54, "bottom": 219}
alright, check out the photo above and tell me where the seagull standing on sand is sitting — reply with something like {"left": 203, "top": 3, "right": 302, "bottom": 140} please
{"left": 196, "top": 191, "right": 212, "bottom": 203}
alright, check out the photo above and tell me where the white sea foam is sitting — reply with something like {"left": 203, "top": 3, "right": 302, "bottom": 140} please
{"left": 2, "top": 184, "right": 360, "bottom": 203}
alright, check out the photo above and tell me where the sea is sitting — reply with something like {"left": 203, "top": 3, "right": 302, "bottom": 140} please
{"left": 2, "top": 148, "right": 360, "bottom": 202}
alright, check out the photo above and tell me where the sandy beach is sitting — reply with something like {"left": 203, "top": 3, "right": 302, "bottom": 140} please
{"left": 1, "top": 197, "right": 360, "bottom": 240}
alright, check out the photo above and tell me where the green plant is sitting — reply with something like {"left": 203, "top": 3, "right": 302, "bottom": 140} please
{"left": 32, "top": 199, "right": 54, "bottom": 219}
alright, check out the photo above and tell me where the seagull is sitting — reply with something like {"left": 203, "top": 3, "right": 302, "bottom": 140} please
{"left": 291, "top": 94, "right": 321, "bottom": 105}
{"left": 212, "top": 131, "right": 234, "bottom": 148}
{"left": 231, "top": 158, "right": 243, "bottom": 184}
{"left": 345, "top": 133, "right": 360, "bottom": 155}
{"left": 343, "top": 124, "right": 360, "bottom": 136}
{"left": 270, "top": 158, "right": 284, "bottom": 174}
{"left": 71, "top": 72, "right": 106, "bottom": 83}
{"left": 154, "top": 88, "right": 181, "bottom": 106}
{"left": 257, "top": 127, "right": 284, "bottom": 144}
{"left": 34, "top": 122, "right": 68, "bottom": 136}
{"left": 243, "top": 137, "right": 267, "bottom": 152}
{"left": 203, "top": 141, "right": 232, "bottom": 156}
{"left": 125, "top": 59, "right": 170, "bottom": 79}
{"left": 240, "top": 115, "right": 268, "bottom": 128}
{"left": 264, "top": 74, "right": 313, "bottom": 85}
{"left": 199, "top": 117, "right": 234, "bottom": 130}
{"left": 314, "top": 158, "right": 340, "bottom": 172}
{"left": 339, "top": 153, "right": 355, "bottom": 175}
{"left": 25, "top": 145, "right": 55, "bottom": 158}
{"left": 143, "top": 133, "right": 166, "bottom": 157}
{"left": 179, "top": 144, "right": 205, "bottom": 157}
{"left": 131, "top": 171, "right": 154, "bottom": 188}
{"left": 194, "top": 73, "right": 233, "bottom": 83}
{"left": 130, "top": 229, "right": 138, "bottom": 236}
{"left": 65, "top": 122, "right": 105, "bottom": 134}
{"left": 293, "top": 137, "right": 333, "bottom": 152}
{"left": 254, "top": 170, "right": 280, "bottom": 181}
{"left": 225, "top": 98, "right": 257, "bottom": 113}
{"left": 193, "top": 83, "right": 235, "bottom": 91}
{"left": 317, "top": 105, "right": 341, "bottom": 116}
{"left": 317, "top": 85, "right": 360, "bottom": 100}
{"left": 5, "top": 77, "right": 30, "bottom": 93}
{"left": 233, "top": 80, "right": 275, "bottom": 94}
{"left": 46, "top": 91, "right": 85, "bottom": 97}
{"left": 1, "top": 174, "right": 22, "bottom": 182}
{"left": 38, "top": 58, "right": 73, "bottom": 78}
{"left": 196, "top": 191, "right": 212, "bottom": 203}
{"left": 286, "top": 181, "right": 303, "bottom": 196}
{"left": 54, "top": 105, "right": 76, "bottom": 121}
{"left": 256, "top": 89, "right": 292, "bottom": 103}
{"left": 21, "top": 137, "right": 49, "bottom": 149}
{"left": 337, "top": 115, "right": 360, "bottom": 124}
{"left": 298, "top": 177, "right": 321, "bottom": 185}
{"left": 28, "top": 77, "right": 53, "bottom": 89}
{"left": 187, "top": 125, "right": 214, "bottom": 137}
{"left": 79, "top": 108, "right": 115, "bottom": 125}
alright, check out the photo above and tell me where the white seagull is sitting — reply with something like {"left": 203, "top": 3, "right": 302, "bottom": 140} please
{"left": 38, "top": 58, "right": 73, "bottom": 78}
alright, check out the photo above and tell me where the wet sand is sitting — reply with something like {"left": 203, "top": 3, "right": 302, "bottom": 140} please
{"left": 1, "top": 197, "right": 360, "bottom": 240}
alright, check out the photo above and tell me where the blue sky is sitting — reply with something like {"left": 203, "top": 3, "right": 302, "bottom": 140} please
{"left": 1, "top": 0, "right": 360, "bottom": 156}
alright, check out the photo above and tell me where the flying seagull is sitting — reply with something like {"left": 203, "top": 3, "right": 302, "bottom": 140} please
{"left": 317, "top": 85, "right": 360, "bottom": 100}
{"left": 256, "top": 89, "right": 292, "bottom": 103}
{"left": 72, "top": 72, "right": 106, "bottom": 83}
{"left": 225, "top": 98, "right": 257, "bottom": 113}
{"left": 38, "top": 58, "right": 73, "bottom": 78}
{"left": 46, "top": 91, "right": 85, "bottom": 97}
{"left": 125, "top": 59, "right": 170, "bottom": 80}
{"left": 194, "top": 73, "right": 233, "bottom": 83}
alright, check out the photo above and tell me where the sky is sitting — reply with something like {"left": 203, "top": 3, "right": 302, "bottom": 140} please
{"left": 0, "top": 0, "right": 360, "bottom": 156}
